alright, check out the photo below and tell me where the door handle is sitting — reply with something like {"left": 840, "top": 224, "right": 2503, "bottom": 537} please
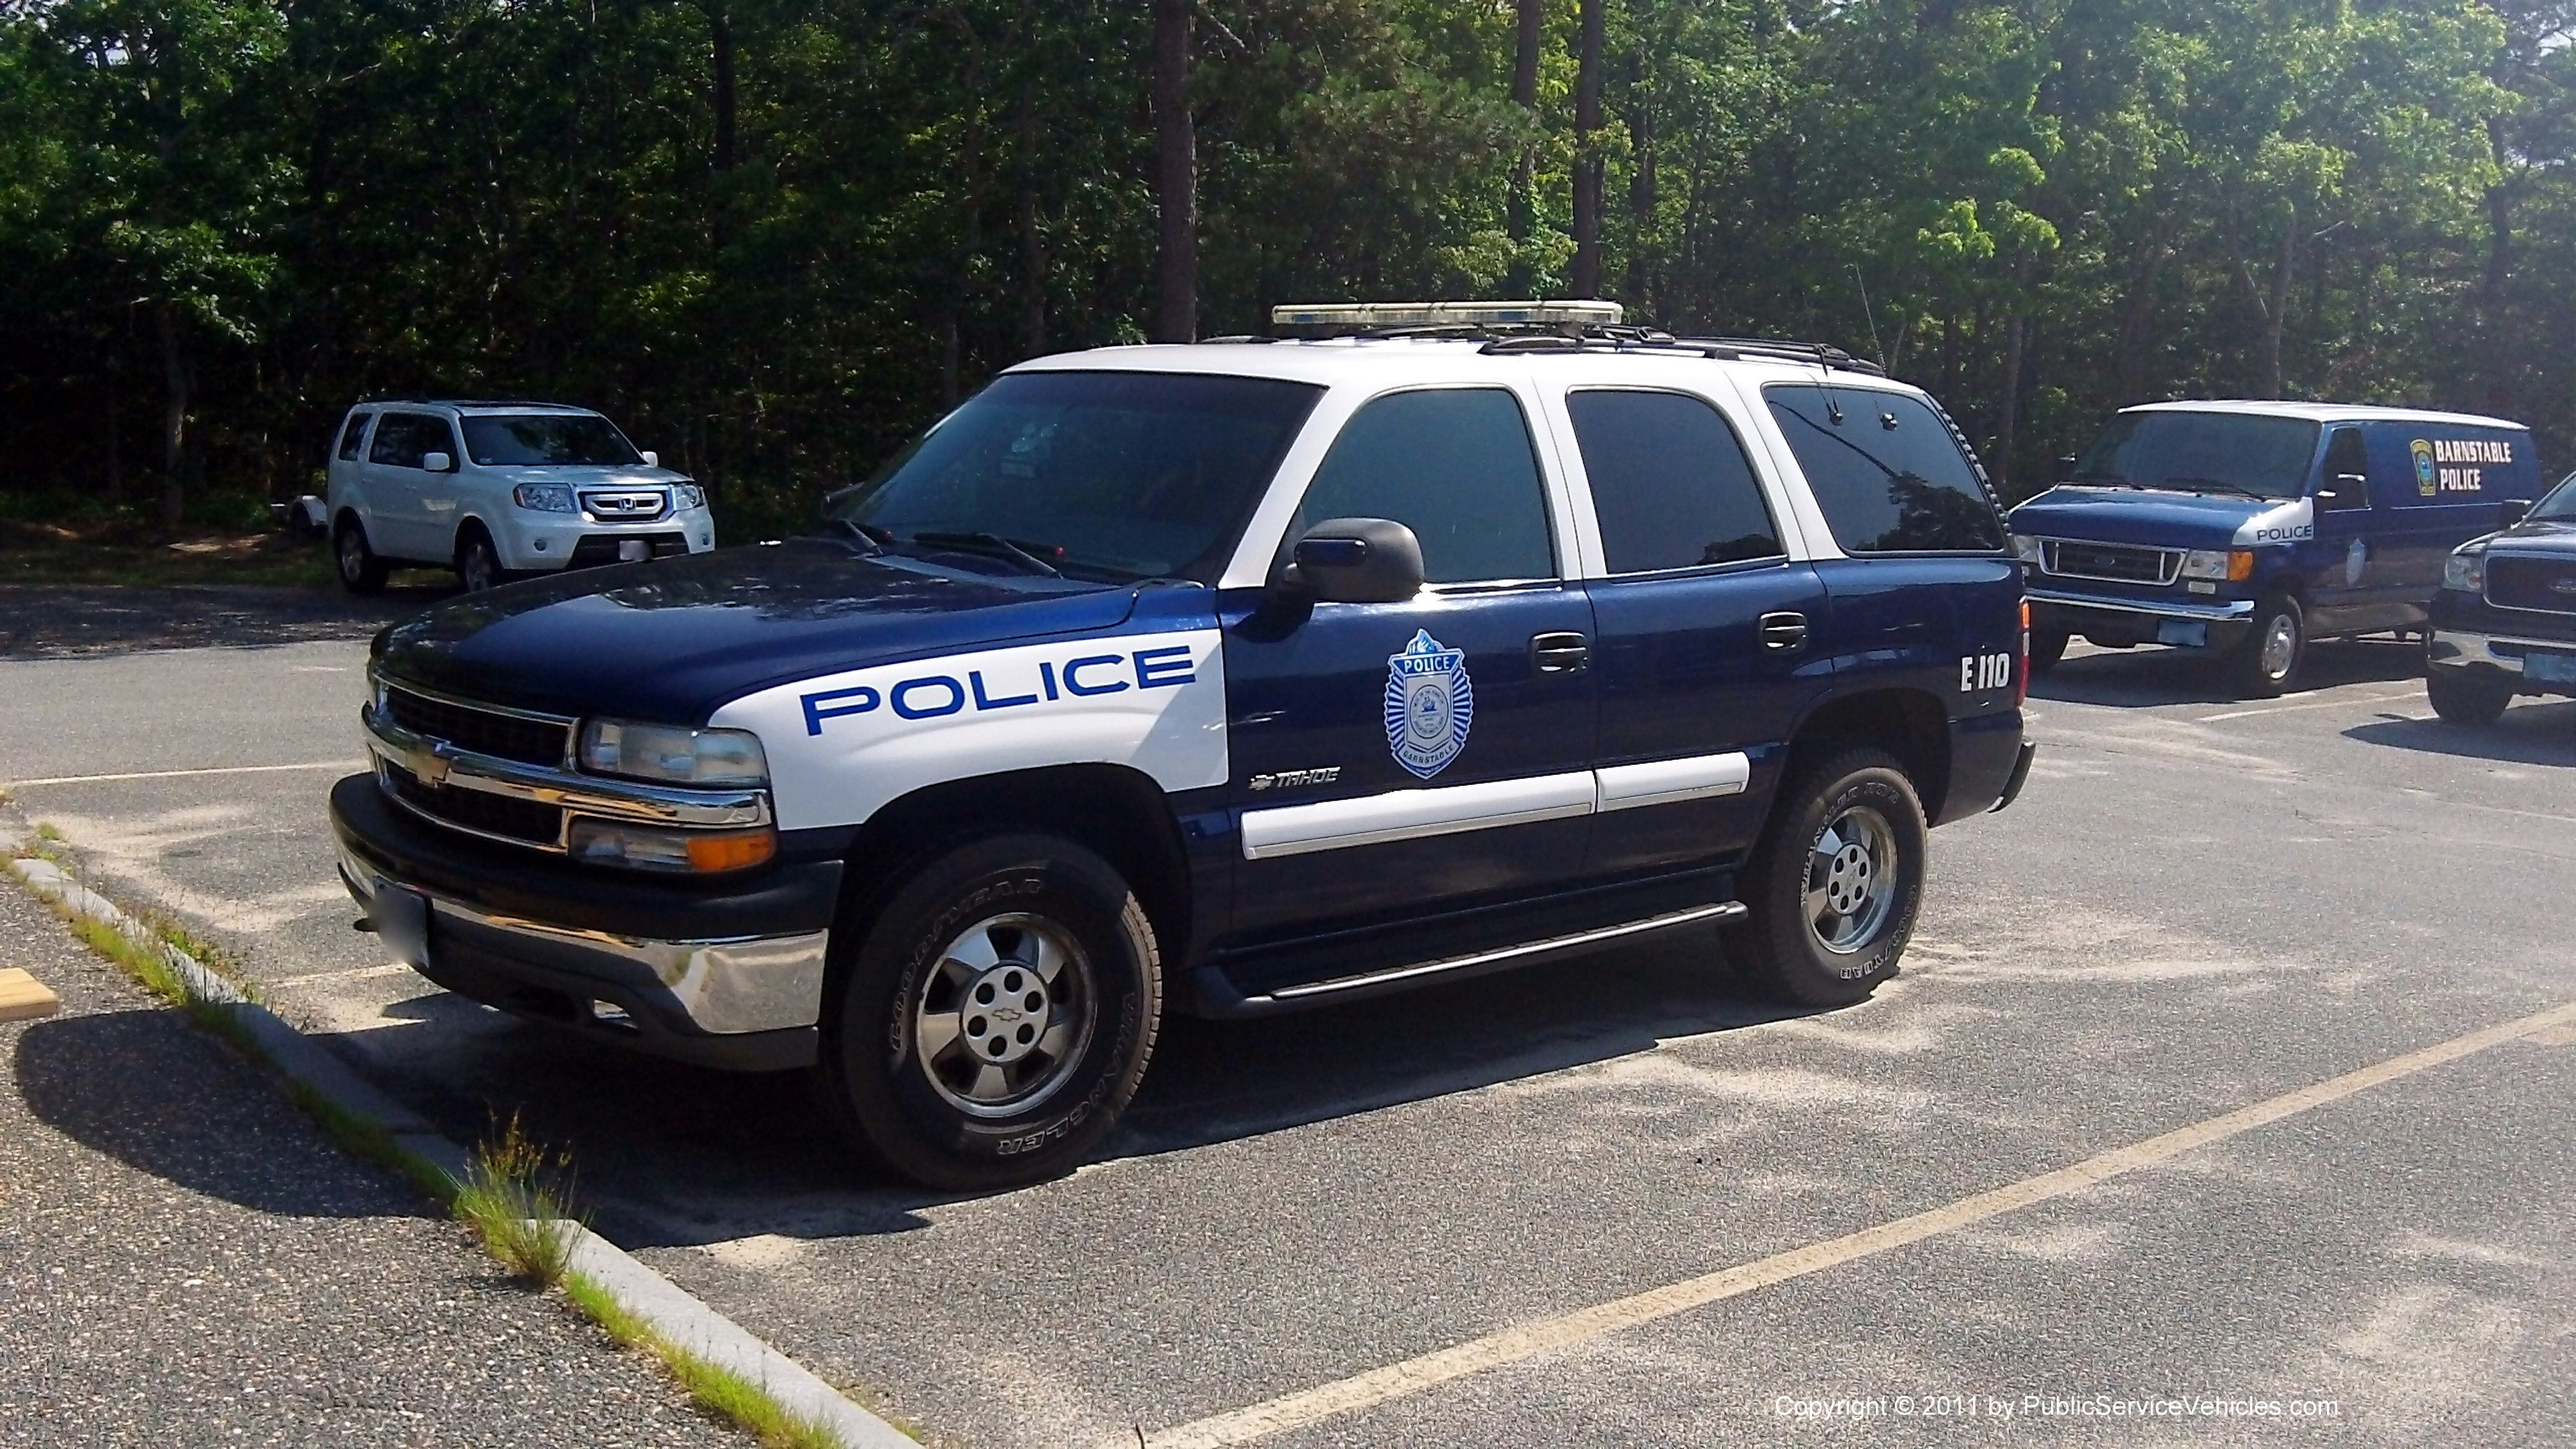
{"left": 1529, "top": 631, "right": 1590, "bottom": 674}
{"left": 1758, "top": 611, "right": 1809, "bottom": 652}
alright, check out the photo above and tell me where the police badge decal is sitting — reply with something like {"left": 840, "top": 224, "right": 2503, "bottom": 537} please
{"left": 1384, "top": 630, "right": 1474, "bottom": 779}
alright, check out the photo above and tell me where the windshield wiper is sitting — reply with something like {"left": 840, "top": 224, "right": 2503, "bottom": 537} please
{"left": 816, "top": 517, "right": 886, "bottom": 554}
{"left": 2164, "top": 475, "right": 2266, "bottom": 500}
{"left": 908, "top": 530, "right": 1065, "bottom": 578}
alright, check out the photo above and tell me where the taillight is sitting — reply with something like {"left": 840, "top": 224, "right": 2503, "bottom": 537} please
{"left": 2013, "top": 598, "right": 2030, "bottom": 706}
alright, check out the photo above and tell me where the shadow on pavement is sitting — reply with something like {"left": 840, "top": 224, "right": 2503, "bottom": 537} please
{"left": 0, "top": 583, "right": 454, "bottom": 660}
{"left": 2343, "top": 702, "right": 2576, "bottom": 766}
{"left": 2031, "top": 636, "right": 2423, "bottom": 709}
{"left": 355, "top": 930, "right": 1810, "bottom": 1249}
{"left": 12, "top": 1008, "right": 434, "bottom": 1220}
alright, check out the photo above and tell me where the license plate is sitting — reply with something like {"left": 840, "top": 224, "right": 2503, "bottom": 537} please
{"left": 2526, "top": 651, "right": 2576, "bottom": 685}
{"left": 617, "top": 538, "right": 652, "bottom": 563}
{"left": 2156, "top": 619, "right": 2210, "bottom": 648}
{"left": 371, "top": 879, "right": 433, "bottom": 969}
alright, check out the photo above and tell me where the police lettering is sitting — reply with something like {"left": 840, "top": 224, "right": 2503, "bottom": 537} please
{"left": 2431, "top": 438, "right": 2514, "bottom": 465}
{"left": 798, "top": 647, "right": 1201, "bottom": 735}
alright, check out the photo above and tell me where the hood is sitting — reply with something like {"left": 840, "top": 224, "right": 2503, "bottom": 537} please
{"left": 486, "top": 465, "right": 691, "bottom": 489}
{"left": 374, "top": 541, "right": 1150, "bottom": 723}
{"left": 2008, "top": 486, "right": 2314, "bottom": 549}
{"left": 2484, "top": 518, "right": 2576, "bottom": 556}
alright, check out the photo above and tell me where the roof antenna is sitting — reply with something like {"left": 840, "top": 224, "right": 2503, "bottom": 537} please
{"left": 1852, "top": 265, "right": 1885, "bottom": 366}
{"left": 1815, "top": 343, "right": 1846, "bottom": 425}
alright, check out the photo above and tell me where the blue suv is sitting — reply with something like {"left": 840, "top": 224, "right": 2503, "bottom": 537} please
{"left": 2425, "top": 470, "right": 2576, "bottom": 723}
{"left": 2011, "top": 402, "right": 2542, "bottom": 695}
{"left": 328, "top": 304, "right": 2035, "bottom": 1187}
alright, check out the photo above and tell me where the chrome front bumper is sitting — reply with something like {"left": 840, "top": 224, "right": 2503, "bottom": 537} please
{"left": 2428, "top": 629, "right": 2576, "bottom": 681}
{"left": 2026, "top": 587, "right": 2257, "bottom": 622}
{"left": 338, "top": 844, "right": 827, "bottom": 1069}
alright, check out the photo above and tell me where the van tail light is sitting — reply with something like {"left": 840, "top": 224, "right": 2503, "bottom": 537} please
{"left": 2014, "top": 599, "right": 2031, "bottom": 707}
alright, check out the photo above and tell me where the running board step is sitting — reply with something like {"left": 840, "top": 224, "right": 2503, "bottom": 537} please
{"left": 1261, "top": 901, "right": 1748, "bottom": 1004}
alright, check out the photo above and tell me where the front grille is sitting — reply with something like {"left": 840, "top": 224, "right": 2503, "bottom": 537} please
{"left": 383, "top": 686, "right": 569, "bottom": 767}
{"left": 384, "top": 762, "right": 564, "bottom": 845}
{"left": 579, "top": 490, "right": 672, "bottom": 522}
{"left": 2041, "top": 538, "right": 2180, "bottom": 585}
{"left": 2485, "top": 555, "right": 2576, "bottom": 615}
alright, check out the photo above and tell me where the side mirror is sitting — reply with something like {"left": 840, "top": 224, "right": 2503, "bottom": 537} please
{"left": 1276, "top": 517, "right": 1426, "bottom": 604}
{"left": 641, "top": 450, "right": 659, "bottom": 468}
{"left": 420, "top": 451, "right": 453, "bottom": 474}
{"left": 2500, "top": 498, "right": 2531, "bottom": 528}
{"left": 2054, "top": 454, "right": 2078, "bottom": 484}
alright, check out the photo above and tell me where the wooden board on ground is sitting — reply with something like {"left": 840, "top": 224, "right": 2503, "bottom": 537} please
{"left": 0, "top": 968, "right": 61, "bottom": 1022}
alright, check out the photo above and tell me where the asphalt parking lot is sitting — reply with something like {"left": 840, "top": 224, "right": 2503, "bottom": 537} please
{"left": 5, "top": 587, "right": 2573, "bottom": 1447}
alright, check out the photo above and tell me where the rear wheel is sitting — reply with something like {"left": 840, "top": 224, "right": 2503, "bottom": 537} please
{"left": 335, "top": 518, "right": 388, "bottom": 595}
{"left": 2224, "top": 590, "right": 2305, "bottom": 698}
{"left": 1727, "top": 750, "right": 1927, "bottom": 1007}
{"left": 2426, "top": 666, "right": 2511, "bottom": 725}
{"left": 816, "top": 834, "right": 1161, "bottom": 1190}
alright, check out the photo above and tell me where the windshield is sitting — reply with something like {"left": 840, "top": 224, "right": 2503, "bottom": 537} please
{"left": 2070, "top": 412, "right": 2320, "bottom": 500}
{"left": 2532, "top": 472, "right": 2576, "bottom": 522}
{"left": 461, "top": 414, "right": 644, "bottom": 467}
{"left": 826, "top": 370, "right": 1324, "bottom": 581}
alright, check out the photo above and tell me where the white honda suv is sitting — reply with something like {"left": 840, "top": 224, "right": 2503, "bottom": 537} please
{"left": 323, "top": 399, "right": 717, "bottom": 593}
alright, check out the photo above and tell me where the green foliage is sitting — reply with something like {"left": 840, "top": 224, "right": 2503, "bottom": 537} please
{"left": 1, "top": 0, "right": 2570, "bottom": 521}
{"left": 452, "top": 1113, "right": 584, "bottom": 1289}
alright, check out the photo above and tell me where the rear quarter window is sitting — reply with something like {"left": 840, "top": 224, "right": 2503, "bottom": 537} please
{"left": 336, "top": 413, "right": 371, "bottom": 461}
{"left": 1765, "top": 385, "right": 2005, "bottom": 553}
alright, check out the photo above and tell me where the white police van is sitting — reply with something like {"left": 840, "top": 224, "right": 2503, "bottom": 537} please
{"left": 323, "top": 399, "right": 715, "bottom": 594}
{"left": 2011, "top": 401, "right": 2542, "bottom": 696}
{"left": 330, "top": 303, "right": 2034, "bottom": 1188}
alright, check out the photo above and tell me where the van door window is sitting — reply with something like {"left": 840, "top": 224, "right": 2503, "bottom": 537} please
{"left": 2320, "top": 428, "right": 2368, "bottom": 512}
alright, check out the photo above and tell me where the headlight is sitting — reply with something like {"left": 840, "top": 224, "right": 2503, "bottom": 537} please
{"left": 567, "top": 819, "right": 776, "bottom": 874}
{"left": 2180, "top": 548, "right": 2253, "bottom": 581}
{"left": 2009, "top": 533, "right": 2044, "bottom": 564}
{"left": 577, "top": 719, "right": 768, "bottom": 787}
{"left": 677, "top": 483, "right": 706, "bottom": 511}
{"left": 2444, "top": 549, "right": 2485, "bottom": 593}
{"left": 513, "top": 482, "right": 576, "bottom": 513}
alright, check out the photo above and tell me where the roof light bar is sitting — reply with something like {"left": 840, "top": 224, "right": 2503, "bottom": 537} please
{"left": 1270, "top": 299, "right": 1624, "bottom": 333}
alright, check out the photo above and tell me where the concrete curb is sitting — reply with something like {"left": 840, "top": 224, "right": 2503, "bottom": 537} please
{"left": 3, "top": 814, "right": 916, "bottom": 1449}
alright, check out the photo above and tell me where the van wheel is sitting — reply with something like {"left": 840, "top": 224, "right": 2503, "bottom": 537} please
{"left": 2225, "top": 590, "right": 2304, "bottom": 698}
{"left": 456, "top": 528, "right": 505, "bottom": 593}
{"left": 2426, "top": 667, "right": 2511, "bottom": 725}
{"left": 817, "top": 834, "right": 1161, "bottom": 1191}
{"left": 1727, "top": 750, "right": 1926, "bottom": 1007}
{"left": 335, "top": 519, "right": 388, "bottom": 595}
{"left": 2029, "top": 626, "right": 2070, "bottom": 673}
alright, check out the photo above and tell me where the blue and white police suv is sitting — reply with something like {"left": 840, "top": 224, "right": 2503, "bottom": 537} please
{"left": 330, "top": 302, "right": 2035, "bottom": 1188}
{"left": 2010, "top": 401, "right": 2542, "bottom": 697}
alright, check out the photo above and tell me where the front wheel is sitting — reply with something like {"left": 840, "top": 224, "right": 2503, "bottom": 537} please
{"left": 2425, "top": 666, "right": 2511, "bottom": 725}
{"left": 2224, "top": 590, "right": 2305, "bottom": 698}
{"left": 1727, "top": 750, "right": 1927, "bottom": 1007}
{"left": 817, "top": 834, "right": 1161, "bottom": 1190}
{"left": 2028, "top": 626, "right": 2070, "bottom": 674}
{"left": 456, "top": 529, "right": 505, "bottom": 593}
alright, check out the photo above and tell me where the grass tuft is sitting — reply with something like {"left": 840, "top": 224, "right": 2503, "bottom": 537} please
{"left": 453, "top": 1114, "right": 585, "bottom": 1288}
{"left": 564, "top": 1272, "right": 851, "bottom": 1449}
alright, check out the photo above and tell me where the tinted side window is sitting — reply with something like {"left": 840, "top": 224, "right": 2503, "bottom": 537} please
{"left": 1764, "top": 386, "right": 2005, "bottom": 553}
{"left": 337, "top": 413, "right": 371, "bottom": 461}
{"left": 1567, "top": 390, "right": 1781, "bottom": 572}
{"left": 371, "top": 414, "right": 454, "bottom": 469}
{"left": 1293, "top": 388, "right": 1555, "bottom": 584}
{"left": 2321, "top": 427, "right": 2367, "bottom": 512}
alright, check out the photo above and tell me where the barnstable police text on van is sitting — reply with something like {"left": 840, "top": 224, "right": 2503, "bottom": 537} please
{"left": 1769, "top": 1392, "right": 2340, "bottom": 1420}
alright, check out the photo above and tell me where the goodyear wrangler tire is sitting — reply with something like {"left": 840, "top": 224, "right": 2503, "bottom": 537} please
{"left": 818, "top": 834, "right": 1160, "bottom": 1190}
{"left": 1727, "top": 750, "right": 1926, "bottom": 1008}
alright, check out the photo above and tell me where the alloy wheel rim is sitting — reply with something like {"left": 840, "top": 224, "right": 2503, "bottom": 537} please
{"left": 464, "top": 546, "right": 494, "bottom": 591}
{"left": 339, "top": 532, "right": 365, "bottom": 580}
{"left": 1805, "top": 805, "right": 1899, "bottom": 956}
{"left": 912, "top": 911, "right": 1095, "bottom": 1119}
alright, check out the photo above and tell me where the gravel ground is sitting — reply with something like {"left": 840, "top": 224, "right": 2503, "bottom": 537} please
{"left": 0, "top": 871, "right": 740, "bottom": 1448}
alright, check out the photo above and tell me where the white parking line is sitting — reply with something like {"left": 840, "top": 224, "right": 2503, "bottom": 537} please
{"left": 4, "top": 760, "right": 366, "bottom": 789}
{"left": 1130, "top": 998, "right": 2576, "bottom": 1449}
{"left": 2194, "top": 688, "right": 2422, "bottom": 723}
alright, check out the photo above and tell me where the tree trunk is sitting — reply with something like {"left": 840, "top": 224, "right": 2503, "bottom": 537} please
{"left": 1624, "top": 53, "right": 1654, "bottom": 311}
{"left": 2262, "top": 212, "right": 2295, "bottom": 398}
{"left": 2477, "top": 115, "right": 2516, "bottom": 413}
{"left": 2111, "top": 236, "right": 2168, "bottom": 403}
{"left": 105, "top": 385, "right": 123, "bottom": 507}
{"left": 1506, "top": 0, "right": 1542, "bottom": 290}
{"left": 1150, "top": 0, "right": 1196, "bottom": 342}
{"left": 156, "top": 301, "right": 188, "bottom": 533}
{"left": 709, "top": 8, "right": 736, "bottom": 250}
{"left": 1996, "top": 310, "right": 2027, "bottom": 496}
{"left": 1570, "top": 0, "right": 1604, "bottom": 299}
{"left": 1018, "top": 89, "right": 1048, "bottom": 356}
